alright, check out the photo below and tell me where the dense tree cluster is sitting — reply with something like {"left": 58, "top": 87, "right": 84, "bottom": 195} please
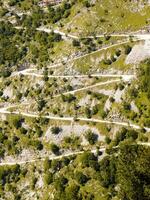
{"left": 48, "top": 1, "right": 74, "bottom": 24}
{"left": 84, "top": 130, "right": 98, "bottom": 145}
{"left": 0, "top": 165, "right": 21, "bottom": 190}
{"left": 0, "top": 21, "right": 26, "bottom": 69}
{"left": 139, "top": 59, "right": 150, "bottom": 98}
{"left": 124, "top": 59, "right": 150, "bottom": 127}
{"left": 52, "top": 143, "right": 150, "bottom": 200}
{"left": 117, "top": 143, "right": 150, "bottom": 200}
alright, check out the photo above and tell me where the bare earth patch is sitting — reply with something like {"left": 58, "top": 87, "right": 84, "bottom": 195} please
{"left": 45, "top": 124, "right": 105, "bottom": 145}
{"left": 126, "top": 41, "right": 150, "bottom": 64}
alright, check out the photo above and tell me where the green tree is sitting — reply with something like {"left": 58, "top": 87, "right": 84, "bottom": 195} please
{"left": 54, "top": 176, "right": 68, "bottom": 192}
{"left": 117, "top": 143, "right": 150, "bottom": 200}
{"left": 72, "top": 39, "right": 80, "bottom": 47}
{"left": 124, "top": 45, "right": 132, "bottom": 55}
{"left": 65, "top": 183, "right": 80, "bottom": 200}
{"left": 43, "top": 158, "right": 51, "bottom": 172}
{"left": 51, "top": 127, "right": 61, "bottom": 135}
{"left": 75, "top": 171, "right": 88, "bottom": 185}
{"left": 50, "top": 143, "right": 60, "bottom": 155}
{"left": 44, "top": 172, "right": 53, "bottom": 185}
{"left": 85, "top": 130, "right": 98, "bottom": 145}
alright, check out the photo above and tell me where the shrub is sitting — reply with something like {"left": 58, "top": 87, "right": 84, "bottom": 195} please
{"left": 123, "top": 102, "right": 131, "bottom": 111}
{"left": 105, "top": 136, "right": 111, "bottom": 144}
{"left": 54, "top": 176, "right": 68, "bottom": 192}
{"left": 79, "top": 151, "right": 98, "bottom": 169}
{"left": 51, "top": 127, "right": 61, "bottom": 135}
{"left": 115, "top": 49, "right": 121, "bottom": 57}
{"left": 44, "top": 172, "right": 53, "bottom": 185}
{"left": 75, "top": 171, "right": 89, "bottom": 185}
{"left": 105, "top": 35, "right": 111, "bottom": 41}
{"left": 43, "top": 158, "right": 51, "bottom": 172}
{"left": 12, "top": 117, "right": 23, "bottom": 129}
{"left": 118, "top": 83, "right": 124, "bottom": 90}
{"left": 83, "top": 0, "right": 91, "bottom": 7}
{"left": 85, "top": 130, "right": 98, "bottom": 145}
{"left": 20, "top": 127, "right": 27, "bottom": 135}
{"left": 109, "top": 97, "right": 115, "bottom": 103}
{"left": 85, "top": 107, "right": 92, "bottom": 118}
{"left": 50, "top": 143, "right": 60, "bottom": 155}
{"left": 124, "top": 45, "right": 132, "bottom": 55}
{"left": 31, "top": 140, "right": 43, "bottom": 150}
{"left": 103, "top": 59, "right": 112, "bottom": 65}
{"left": 65, "top": 183, "right": 80, "bottom": 199}
{"left": 72, "top": 39, "right": 80, "bottom": 47}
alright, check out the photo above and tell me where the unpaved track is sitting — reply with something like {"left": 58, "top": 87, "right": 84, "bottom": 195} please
{"left": 0, "top": 79, "right": 123, "bottom": 110}
{"left": 15, "top": 26, "right": 150, "bottom": 40}
{"left": 0, "top": 108, "right": 150, "bottom": 132}
{"left": 82, "top": 34, "right": 150, "bottom": 40}
{"left": 71, "top": 39, "right": 141, "bottom": 61}
{"left": 12, "top": 68, "right": 36, "bottom": 77}
{"left": 45, "top": 38, "right": 141, "bottom": 69}
{"left": 13, "top": 27, "right": 143, "bottom": 75}
{"left": 0, "top": 142, "right": 149, "bottom": 166}
{"left": 52, "top": 79, "right": 121, "bottom": 97}
{"left": 12, "top": 39, "right": 133, "bottom": 75}
{"left": 20, "top": 72, "right": 135, "bottom": 81}
{"left": 138, "top": 142, "right": 150, "bottom": 146}
{"left": 0, "top": 148, "right": 105, "bottom": 166}
{"left": 36, "top": 27, "right": 79, "bottom": 39}
{"left": 14, "top": 26, "right": 143, "bottom": 71}
{"left": 15, "top": 26, "right": 78, "bottom": 39}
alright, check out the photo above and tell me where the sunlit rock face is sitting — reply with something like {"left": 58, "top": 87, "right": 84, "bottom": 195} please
{"left": 126, "top": 39, "right": 150, "bottom": 64}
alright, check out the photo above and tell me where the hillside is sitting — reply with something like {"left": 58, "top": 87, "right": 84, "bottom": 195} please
{"left": 0, "top": 0, "right": 150, "bottom": 199}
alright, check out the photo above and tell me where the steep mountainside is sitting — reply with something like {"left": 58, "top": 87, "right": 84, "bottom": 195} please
{"left": 0, "top": 0, "right": 150, "bottom": 199}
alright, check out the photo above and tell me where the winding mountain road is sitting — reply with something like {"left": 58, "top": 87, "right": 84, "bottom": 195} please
{"left": 0, "top": 142, "right": 149, "bottom": 166}
{"left": 0, "top": 108, "right": 150, "bottom": 132}
{"left": 53, "top": 79, "right": 121, "bottom": 97}
{"left": 12, "top": 39, "right": 133, "bottom": 76}
{"left": 16, "top": 26, "right": 150, "bottom": 40}
{"left": 13, "top": 26, "right": 145, "bottom": 76}
{"left": 20, "top": 72, "right": 135, "bottom": 81}
{"left": 0, "top": 148, "right": 105, "bottom": 166}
